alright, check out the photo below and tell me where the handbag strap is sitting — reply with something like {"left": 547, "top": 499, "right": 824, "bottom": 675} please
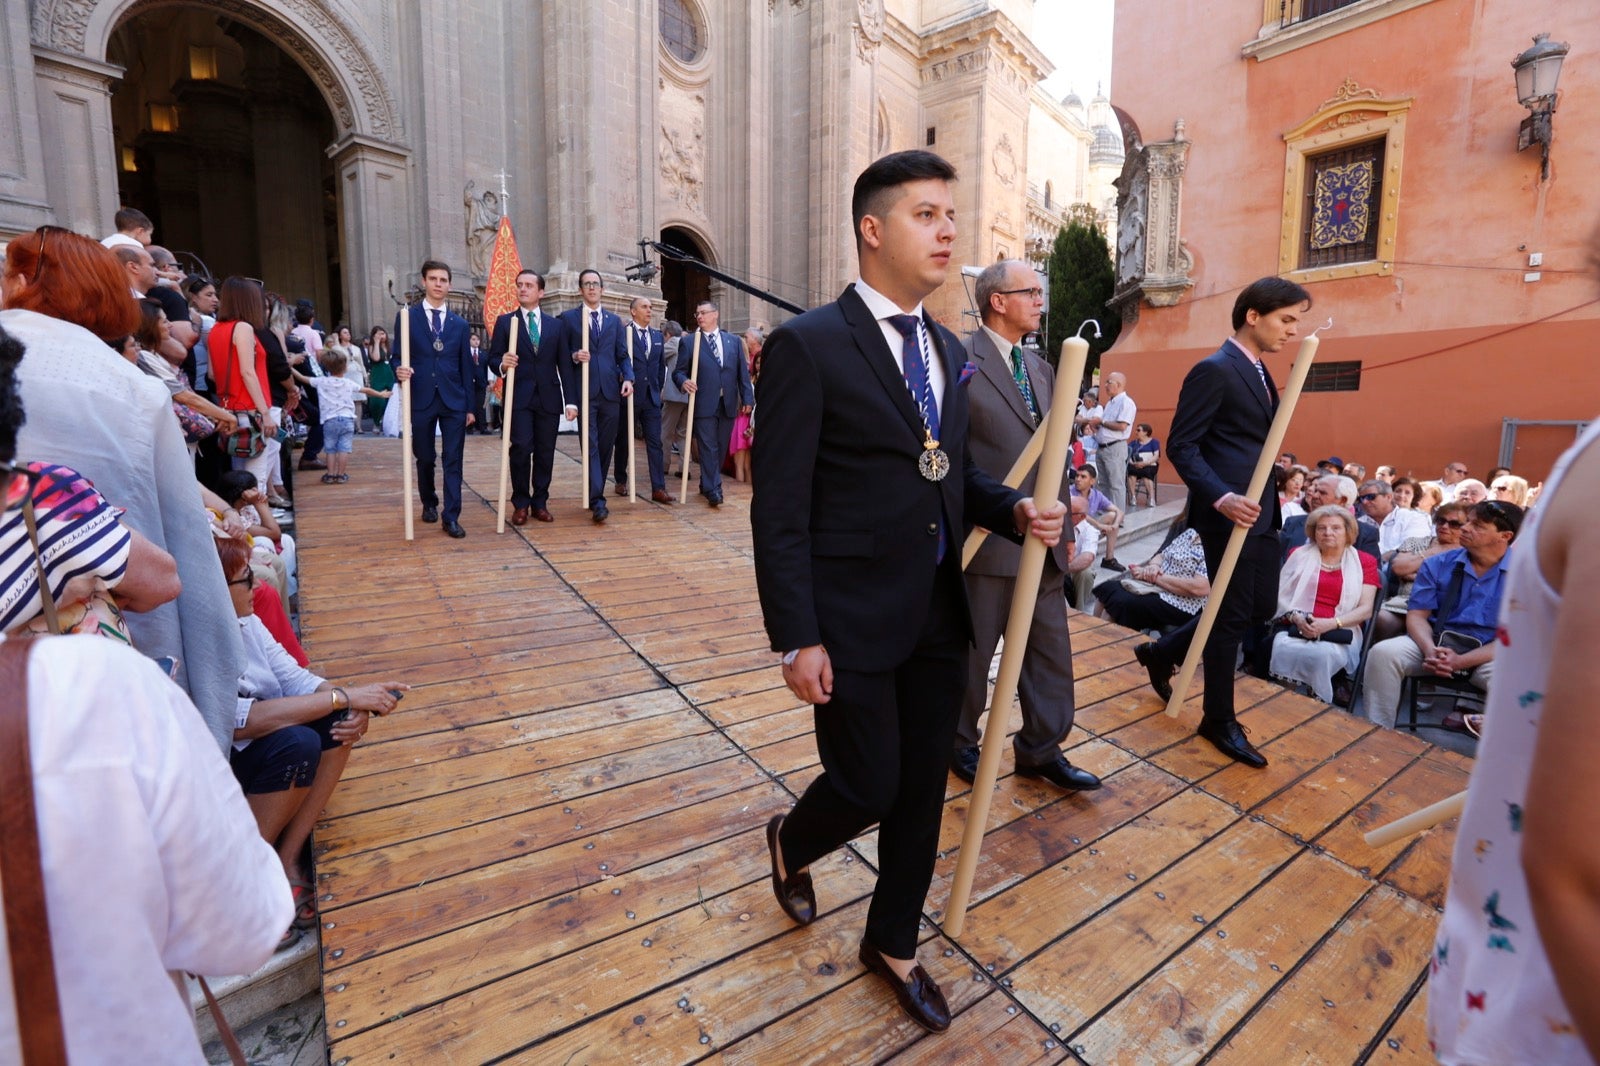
{"left": 21, "top": 490, "right": 61, "bottom": 636}
{"left": 0, "top": 636, "right": 69, "bottom": 1065}
{"left": 197, "top": 976, "right": 247, "bottom": 1066}
{"left": 1431, "top": 559, "right": 1468, "bottom": 642}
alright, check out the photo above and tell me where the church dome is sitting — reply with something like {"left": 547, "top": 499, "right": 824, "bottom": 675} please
{"left": 1061, "top": 89, "right": 1084, "bottom": 112}
{"left": 1090, "top": 121, "right": 1124, "bottom": 166}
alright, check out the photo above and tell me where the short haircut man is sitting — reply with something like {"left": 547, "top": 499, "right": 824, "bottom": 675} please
{"left": 1135, "top": 275, "right": 1311, "bottom": 768}
{"left": 392, "top": 258, "right": 475, "bottom": 536}
{"left": 670, "top": 298, "right": 751, "bottom": 505}
{"left": 753, "top": 150, "right": 1059, "bottom": 1032}
{"left": 559, "top": 267, "right": 635, "bottom": 520}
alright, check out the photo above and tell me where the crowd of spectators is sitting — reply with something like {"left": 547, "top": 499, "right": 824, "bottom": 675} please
{"left": 0, "top": 216, "right": 408, "bottom": 1061}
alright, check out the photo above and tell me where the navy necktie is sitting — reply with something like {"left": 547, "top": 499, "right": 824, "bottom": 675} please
{"left": 429, "top": 308, "right": 442, "bottom": 342}
{"left": 889, "top": 313, "right": 944, "bottom": 563}
{"left": 589, "top": 310, "right": 600, "bottom": 340}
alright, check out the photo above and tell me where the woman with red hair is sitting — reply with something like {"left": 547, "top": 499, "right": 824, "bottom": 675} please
{"left": 1, "top": 226, "right": 246, "bottom": 752}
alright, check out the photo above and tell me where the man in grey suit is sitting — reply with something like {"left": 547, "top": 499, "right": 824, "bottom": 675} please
{"left": 659, "top": 320, "right": 688, "bottom": 476}
{"left": 951, "top": 260, "right": 1101, "bottom": 792}
{"left": 672, "top": 299, "right": 753, "bottom": 506}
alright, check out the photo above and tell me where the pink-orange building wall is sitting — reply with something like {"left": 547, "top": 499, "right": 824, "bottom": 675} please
{"left": 1105, "top": 0, "right": 1599, "bottom": 483}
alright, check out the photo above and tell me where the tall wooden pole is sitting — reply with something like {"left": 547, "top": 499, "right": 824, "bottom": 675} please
{"left": 495, "top": 317, "right": 518, "bottom": 533}
{"left": 960, "top": 409, "right": 1053, "bottom": 569}
{"left": 1165, "top": 325, "right": 1327, "bottom": 717}
{"left": 944, "top": 335, "right": 1088, "bottom": 938}
{"left": 399, "top": 300, "right": 414, "bottom": 541}
{"left": 580, "top": 310, "right": 591, "bottom": 509}
{"left": 1363, "top": 791, "right": 1466, "bottom": 848}
{"left": 678, "top": 331, "right": 702, "bottom": 504}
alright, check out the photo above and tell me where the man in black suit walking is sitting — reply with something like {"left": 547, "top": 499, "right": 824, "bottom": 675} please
{"left": 1133, "top": 276, "right": 1313, "bottom": 767}
{"left": 393, "top": 259, "right": 475, "bottom": 538}
{"left": 558, "top": 269, "right": 633, "bottom": 523}
{"left": 672, "top": 300, "right": 751, "bottom": 506}
{"left": 488, "top": 269, "right": 577, "bottom": 524}
{"left": 616, "top": 296, "right": 673, "bottom": 503}
{"left": 468, "top": 331, "right": 491, "bottom": 433}
{"left": 752, "top": 150, "right": 1065, "bottom": 1034}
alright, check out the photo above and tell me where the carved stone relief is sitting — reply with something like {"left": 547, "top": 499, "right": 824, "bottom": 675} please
{"left": 32, "top": 0, "right": 401, "bottom": 140}
{"left": 463, "top": 180, "right": 501, "bottom": 279}
{"left": 1141, "top": 121, "right": 1193, "bottom": 307}
{"left": 660, "top": 118, "right": 705, "bottom": 216}
{"left": 992, "top": 134, "right": 1017, "bottom": 188}
{"left": 852, "top": 0, "right": 885, "bottom": 63}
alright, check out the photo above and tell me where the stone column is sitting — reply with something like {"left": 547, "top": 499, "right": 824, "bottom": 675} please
{"left": 329, "top": 134, "right": 413, "bottom": 332}
{"left": 0, "top": 8, "right": 54, "bottom": 234}
{"left": 29, "top": 47, "right": 121, "bottom": 236}
{"left": 808, "top": 0, "right": 880, "bottom": 299}
{"left": 174, "top": 79, "right": 257, "bottom": 281}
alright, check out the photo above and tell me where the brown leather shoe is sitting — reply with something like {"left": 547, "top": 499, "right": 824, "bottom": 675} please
{"left": 511, "top": 507, "right": 529, "bottom": 526}
{"left": 651, "top": 489, "right": 673, "bottom": 504}
{"left": 532, "top": 508, "right": 554, "bottom": 523}
{"left": 858, "top": 940, "right": 950, "bottom": 1033}
{"left": 765, "top": 815, "right": 815, "bottom": 926}
{"left": 614, "top": 482, "right": 629, "bottom": 497}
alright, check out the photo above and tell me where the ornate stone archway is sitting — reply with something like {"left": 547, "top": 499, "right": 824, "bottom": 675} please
{"left": 31, "top": 0, "right": 401, "bottom": 141}
{"left": 25, "top": 0, "right": 412, "bottom": 327}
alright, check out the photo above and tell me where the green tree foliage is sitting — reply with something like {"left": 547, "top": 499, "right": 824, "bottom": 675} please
{"left": 1044, "top": 219, "right": 1121, "bottom": 387}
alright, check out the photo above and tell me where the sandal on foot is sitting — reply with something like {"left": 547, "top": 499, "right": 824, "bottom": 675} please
{"left": 336, "top": 473, "right": 349, "bottom": 483}
{"left": 320, "top": 474, "right": 337, "bottom": 484}
{"left": 276, "top": 925, "right": 301, "bottom": 951}
{"left": 289, "top": 878, "right": 319, "bottom": 930}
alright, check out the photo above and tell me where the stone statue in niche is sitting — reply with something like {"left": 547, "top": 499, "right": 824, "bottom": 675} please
{"left": 1114, "top": 154, "right": 1147, "bottom": 290}
{"left": 464, "top": 180, "right": 502, "bottom": 279}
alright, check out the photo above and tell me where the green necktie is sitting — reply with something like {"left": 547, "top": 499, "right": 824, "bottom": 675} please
{"left": 526, "top": 310, "right": 540, "bottom": 346}
{"left": 1011, "top": 345, "right": 1039, "bottom": 423}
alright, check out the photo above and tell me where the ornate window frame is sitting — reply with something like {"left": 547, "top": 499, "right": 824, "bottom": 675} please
{"left": 1244, "top": 0, "right": 1442, "bottom": 62}
{"left": 1278, "top": 81, "right": 1409, "bottom": 283}
{"left": 659, "top": 0, "right": 710, "bottom": 72}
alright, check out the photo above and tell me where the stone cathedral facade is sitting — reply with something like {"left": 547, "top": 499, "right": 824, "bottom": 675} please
{"left": 4, "top": 0, "right": 1119, "bottom": 331}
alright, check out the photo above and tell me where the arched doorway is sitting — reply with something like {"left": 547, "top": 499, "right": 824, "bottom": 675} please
{"left": 107, "top": 7, "right": 341, "bottom": 323}
{"left": 659, "top": 226, "right": 713, "bottom": 329}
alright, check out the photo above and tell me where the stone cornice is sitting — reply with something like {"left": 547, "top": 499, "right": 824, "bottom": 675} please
{"left": 1242, "top": 0, "right": 1441, "bottom": 62}
{"left": 919, "top": 9, "right": 1052, "bottom": 85}
{"left": 29, "top": 45, "right": 124, "bottom": 87}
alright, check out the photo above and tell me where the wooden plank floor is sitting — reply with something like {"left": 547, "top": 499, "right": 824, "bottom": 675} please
{"left": 297, "top": 434, "right": 1465, "bottom": 1066}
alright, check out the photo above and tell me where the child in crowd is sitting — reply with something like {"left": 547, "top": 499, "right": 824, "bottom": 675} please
{"left": 314, "top": 346, "right": 390, "bottom": 484}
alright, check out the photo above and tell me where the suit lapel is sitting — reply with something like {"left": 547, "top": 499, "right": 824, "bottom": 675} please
{"left": 839, "top": 287, "right": 924, "bottom": 442}
{"left": 1227, "top": 345, "right": 1274, "bottom": 418}
{"left": 973, "top": 329, "right": 1032, "bottom": 428}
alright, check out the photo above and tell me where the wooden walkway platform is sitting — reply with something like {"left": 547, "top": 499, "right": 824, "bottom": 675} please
{"left": 297, "top": 435, "right": 1465, "bottom": 1065}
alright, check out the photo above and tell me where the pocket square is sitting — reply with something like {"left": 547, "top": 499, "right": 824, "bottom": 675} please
{"left": 957, "top": 361, "right": 978, "bottom": 387}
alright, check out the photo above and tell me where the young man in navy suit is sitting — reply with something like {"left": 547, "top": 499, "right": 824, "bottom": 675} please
{"left": 751, "top": 150, "right": 1066, "bottom": 1034}
{"left": 672, "top": 300, "right": 752, "bottom": 506}
{"left": 488, "top": 269, "right": 578, "bottom": 524}
{"left": 393, "top": 259, "right": 475, "bottom": 538}
{"left": 1134, "top": 276, "right": 1313, "bottom": 767}
{"left": 558, "top": 269, "right": 633, "bottom": 523}
{"left": 616, "top": 296, "right": 673, "bottom": 504}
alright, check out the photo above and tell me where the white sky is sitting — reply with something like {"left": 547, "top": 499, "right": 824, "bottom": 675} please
{"left": 1032, "top": 0, "right": 1116, "bottom": 106}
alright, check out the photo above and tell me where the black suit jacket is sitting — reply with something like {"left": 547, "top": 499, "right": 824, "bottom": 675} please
{"left": 751, "top": 286, "right": 1024, "bottom": 672}
{"left": 672, "top": 329, "right": 754, "bottom": 418}
{"left": 623, "top": 323, "right": 666, "bottom": 407}
{"left": 1167, "top": 340, "right": 1282, "bottom": 540}
{"left": 1280, "top": 513, "right": 1381, "bottom": 563}
{"left": 488, "top": 309, "right": 577, "bottom": 415}
{"left": 557, "top": 306, "right": 633, "bottom": 402}
{"left": 468, "top": 346, "right": 489, "bottom": 390}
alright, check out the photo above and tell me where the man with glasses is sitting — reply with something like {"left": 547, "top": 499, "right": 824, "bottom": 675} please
{"left": 1440, "top": 460, "right": 1470, "bottom": 501}
{"left": 1359, "top": 478, "right": 1431, "bottom": 559}
{"left": 672, "top": 300, "right": 750, "bottom": 507}
{"left": 951, "top": 260, "right": 1100, "bottom": 794}
{"left": 1360, "top": 500, "right": 1522, "bottom": 729}
{"left": 1280, "top": 474, "right": 1379, "bottom": 561}
{"left": 559, "top": 269, "right": 634, "bottom": 523}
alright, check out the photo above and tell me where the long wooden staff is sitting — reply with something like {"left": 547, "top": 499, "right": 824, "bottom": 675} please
{"left": 495, "top": 316, "right": 519, "bottom": 533}
{"left": 399, "top": 302, "right": 414, "bottom": 541}
{"left": 626, "top": 324, "right": 638, "bottom": 503}
{"left": 580, "top": 309, "right": 591, "bottom": 508}
{"left": 945, "top": 335, "right": 1089, "bottom": 938}
{"left": 1363, "top": 790, "right": 1466, "bottom": 848}
{"left": 1165, "top": 321, "right": 1331, "bottom": 717}
{"left": 678, "top": 331, "right": 702, "bottom": 504}
{"left": 961, "top": 409, "right": 1052, "bottom": 569}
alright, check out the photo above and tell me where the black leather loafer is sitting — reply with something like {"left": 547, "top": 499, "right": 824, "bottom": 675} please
{"left": 1016, "top": 754, "right": 1102, "bottom": 791}
{"left": 443, "top": 520, "right": 466, "bottom": 539}
{"left": 1197, "top": 718, "right": 1268, "bottom": 768}
{"left": 421, "top": 505, "right": 439, "bottom": 523}
{"left": 1134, "top": 641, "right": 1173, "bottom": 702}
{"left": 858, "top": 940, "right": 950, "bottom": 1033}
{"left": 949, "top": 745, "right": 979, "bottom": 784}
{"left": 765, "top": 815, "right": 815, "bottom": 926}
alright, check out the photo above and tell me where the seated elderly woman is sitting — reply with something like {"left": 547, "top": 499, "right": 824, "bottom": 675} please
{"left": 1269, "top": 504, "right": 1380, "bottom": 704}
{"left": 1490, "top": 473, "right": 1529, "bottom": 507}
{"left": 1452, "top": 478, "right": 1489, "bottom": 506}
{"left": 1416, "top": 481, "right": 1446, "bottom": 515}
{"left": 215, "top": 530, "right": 407, "bottom": 946}
{"left": 1093, "top": 518, "right": 1210, "bottom": 632}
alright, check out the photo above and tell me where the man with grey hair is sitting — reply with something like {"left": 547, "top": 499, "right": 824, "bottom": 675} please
{"left": 1093, "top": 371, "right": 1136, "bottom": 512}
{"left": 1281, "top": 473, "right": 1380, "bottom": 560}
{"left": 1360, "top": 478, "right": 1430, "bottom": 558}
{"left": 951, "top": 259, "right": 1100, "bottom": 793}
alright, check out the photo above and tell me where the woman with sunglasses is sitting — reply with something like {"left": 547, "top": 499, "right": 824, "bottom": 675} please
{"left": 1490, "top": 473, "right": 1530, "bottom": 507}
{"left": 1371, "top": 500, "right": 1469, "bottom": 642}
{"left": 1, "top": 226, "right": 246, "bottom": 751}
